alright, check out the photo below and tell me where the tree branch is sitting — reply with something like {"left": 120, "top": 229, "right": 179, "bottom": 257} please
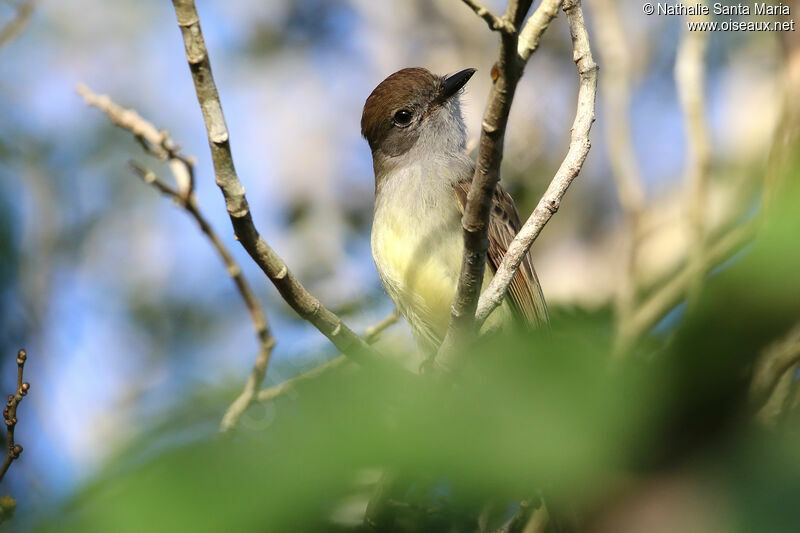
{"left": 460, "top": 0, "right": 514, "bottom": 33}
{"left": 675, "top": 1, "right": 712, "bottom": 306}
{"left": 77, "top": 83, "right": 279, "bottom": 432}
{"left": 517, "top": 0, "right": 561, "bottom": 62}
{"left": 437, "top": 0, "right": 565, "bottom": 370}
{"left": 135, "top": 161, "right": 277, "bottom": 432}
{"left": 755, "top": 365, "right": 799, "bottom": 428}
{"left": 364, "top": 309, "right": 401, "bottom": 345}
{"left": 0, "top": 349, "right": 29, "bottom": 484}
{"left": 473, "top": 0, "right": 598, "bottom": 328}
{"left": 255, "top": 309, "right": 401, "bottom": 405}
{"left": 750, "top": 323, "right": 800, "bottom": 415}
{"left": 255, "top": 356, "right": 350, "bottom": 405}
{"left": 614, "top": 220, "right": 757, "bottom": 354}
{"left": 169, "top": 0, "right": 381, "bottom": 367}
{"left": 76, "top": 84, "right": 194, "bottom": 196}
{"left": 0, "top": 0, "right": 36, "bottom": 49}
{"left": 610, "top": 5, "right": 719, "bottom": 356}
{"left": 591, "top": 0, "right": 647, "bottom": 358}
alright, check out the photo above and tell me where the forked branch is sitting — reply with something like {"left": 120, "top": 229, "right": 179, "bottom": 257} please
{"left": 473, "top": 0, "right": 598, "bottom": 328}
{"left": 460, "top": 0, "right": 515, "bottom": 33}
{"left": 77, "top": 84, "right": 277, "bottom": 432}
{"left": 438, "top": 0, "right": 573, "bottom": 370}
{"left": 170, "top": 0, "right": 382, "bottom": 367}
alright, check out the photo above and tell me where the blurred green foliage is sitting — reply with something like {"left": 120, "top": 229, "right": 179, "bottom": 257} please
{"left": 39, "top": 161, "right": 800, "bottom": 531}
{"left": 0, "top": 1, "right": 795, "bottom": 531}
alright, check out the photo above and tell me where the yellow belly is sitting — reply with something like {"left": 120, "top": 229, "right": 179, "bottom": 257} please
{"left": 372, "top": 206, "right": 510, "bottom": 349}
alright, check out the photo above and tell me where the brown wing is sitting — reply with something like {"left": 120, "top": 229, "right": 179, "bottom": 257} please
{"left": 455, "top": 180, "right": 549, "bottom": 327}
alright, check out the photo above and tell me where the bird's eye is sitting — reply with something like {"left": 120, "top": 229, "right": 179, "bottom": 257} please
{"left": 393, "top": 109, "right": 413, "bottom": 126}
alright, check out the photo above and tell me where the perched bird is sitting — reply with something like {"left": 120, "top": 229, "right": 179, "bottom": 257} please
{"left": 361, "top": 67, "right": 548, "bottom": 352}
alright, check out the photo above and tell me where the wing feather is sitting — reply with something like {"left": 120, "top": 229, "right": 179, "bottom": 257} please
{"left": 454, "top": 180, "right": 549, "bottom": 326}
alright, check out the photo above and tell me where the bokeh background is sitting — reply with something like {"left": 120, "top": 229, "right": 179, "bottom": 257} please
{"left": 0, "top": 0, "right": 797, "bottom": 530}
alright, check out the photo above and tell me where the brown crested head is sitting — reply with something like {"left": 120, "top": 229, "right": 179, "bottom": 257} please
{"left": 361, "top": 67, "right": 476, "bottom": 157}
{"left": 361, "top": 68, "right": 439, "bottom": 154}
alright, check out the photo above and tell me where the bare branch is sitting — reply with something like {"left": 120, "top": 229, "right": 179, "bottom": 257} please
{"left": 755, "top": 365, "right": 799, "bottom": 428}
{"left": 675, "top": 2, "right": 712, "bottom": 305}
{"left": 77, "top": 84, "right": 194, "bottom": 197}
{"left": 0, "top": 349, "right": 29, "bottom": 484}
{"left": 591, "top": 0, "right": 646, "bottom": 356}
{"left": 127, "top": 162, "right": 178, "bottom": 196}
{"left": 0, "top": 0, "right": 36, "bottom": 49}
{"left": 615, "top": 220, "right": 757, "bottom": 355}
{"left": 750, "top": 323, "right": 800, "bottom": 414}
{"left": 77, "top": 86, "right": 169, "bottom": 152}
{"left": 169, "top": 0, "right": 382, "bottom": 367}
{"left": 473, "top": 0, "right": 598, "bottom": 328}
{"left": 219, "top": 337, "right": 276, "bottom": 431}
{"left": 254, "top": 310, "right": 401, "bottom": 405}
{"left": 256, "top": 356, "right": 350, "bottom": 404}
{"left": 133, "top": 161, "right": 277, "bottom": 432}
{"left": 517, "top": 0, "right": 561, "bottom": 62}
{"left": 181, "top": 190, "right": 278, "bottom": 431}
{"left": 437, "top": 0, "right": 563, "bottom": 369}
{"left": 364, "top": 309, "right": 400, "bottom": 345}
{"left": 461, "top": 0, "right": 514, "bottom": 33}
{"left": 591, "top": 0, "right": 644, "bottom": 219}
{"left": 77, "top": 84, "right": 277, "bottom": 432}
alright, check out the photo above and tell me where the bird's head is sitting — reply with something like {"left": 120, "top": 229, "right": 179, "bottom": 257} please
{"left": 361, "top": 67, "right": 476, "bottom": 165}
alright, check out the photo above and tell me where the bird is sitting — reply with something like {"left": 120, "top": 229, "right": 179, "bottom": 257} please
{"left": 361, "top": 67, "right": 548, "bottom": 352}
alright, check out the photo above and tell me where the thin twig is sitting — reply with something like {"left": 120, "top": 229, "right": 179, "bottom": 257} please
{"left": 170, "top": 0, "right": 381, "bottom": 367}
{"left": 133, "top": 162, "right": 277, "bottom": 432}
{"left": 255, "top": 309, "right": 401, "bottom": 405}
{"left": 591, "top": 0, "right": 644, "bottom": 220}
{"left": 675, "top": 2, "right": 711, "bottom": 306}
{"left": 256, "top": 356, "right": 350, "bottom": 404}
{"left": 77, "top": 84, "right": 276, "bottom": 432}
{"left": 614, "top": 220, "right": 757, "bottom": 354}
{"left": 364, "top": 309, "right": 401, "bottom": 345}
{"left": 76, "top": 84, "right": 194, "bottom": 197}
{"left": 437, "top": 0, "right": 561, "bottom": 370}
{"left": 0, "top": 350, "right": 29, "bottom": 483}
{"left": 750, "top": 323, "right": 800, "bottom": 415}
{"left": 472, "top": 0, "right": 598, "bottom": 329}
{"left": 460, "top": 0, "right": 515, "bottom": 33}
{"left": 0, "top": 0, "right": 36, "bottom": 49}
{"left": 756, "top": 365, "right": 799, "bottom": 428}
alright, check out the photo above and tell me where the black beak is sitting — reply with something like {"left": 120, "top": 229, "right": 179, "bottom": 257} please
{"left": 440, "top": 68, "right": 477, "bottom": 101}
